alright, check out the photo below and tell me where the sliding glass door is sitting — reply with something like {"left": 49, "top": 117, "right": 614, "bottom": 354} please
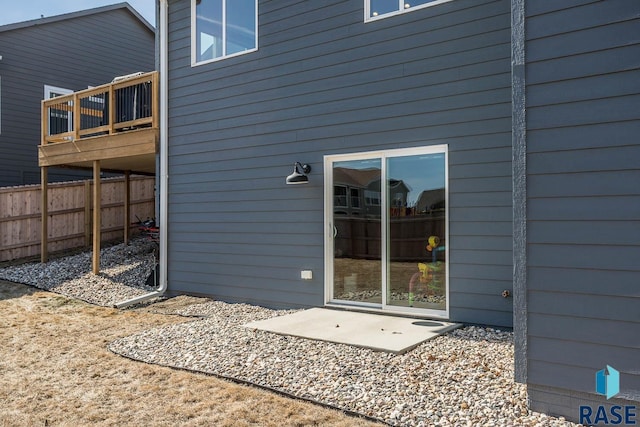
{"left": 385, "top": 153, "right": 447, "bottom": 312}
{"left": 325, "top": 146, "right": 448, "bottom": 317}
{"left": 330, "top": 157, "right": 382, "bottom": 305}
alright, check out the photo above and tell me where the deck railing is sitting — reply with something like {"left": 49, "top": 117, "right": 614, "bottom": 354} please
{"left": 41, "top": 71, "right": 158, "bottom": 145}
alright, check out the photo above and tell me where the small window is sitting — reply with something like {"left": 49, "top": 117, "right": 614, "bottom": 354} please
{"left": 393, "top": 192, "right": 404, "bottom": 207}
{"left": 350, "top": 188, "right": 361, "bottom": 209}
{"left": 365, "top": 0, "right": 454, "bottom": 21}
{"left": 334, "top": 186, "right": 348, "bottom": 208}
{"left": 192, "top": 0, "right": 257, "bottom": 65}
{"left": 365, "top": 190, "right": 381, "bottom": 206}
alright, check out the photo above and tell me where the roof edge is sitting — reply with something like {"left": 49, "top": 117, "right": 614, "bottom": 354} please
{"left": 0, "top": 2, "right": 154, "bottom": 34}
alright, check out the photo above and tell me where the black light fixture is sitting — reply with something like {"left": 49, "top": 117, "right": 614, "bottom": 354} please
{"left": 286, "top": 162, "right": 311, "bottom": 185}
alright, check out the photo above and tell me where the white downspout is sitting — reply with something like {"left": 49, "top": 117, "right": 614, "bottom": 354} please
{"left": 116, "top": 0, "right": 169, "bottom": 308}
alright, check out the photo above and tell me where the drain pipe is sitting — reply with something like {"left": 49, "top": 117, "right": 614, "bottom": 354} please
{"left": 116, "top": 0, "right": 169, "bottom": 308}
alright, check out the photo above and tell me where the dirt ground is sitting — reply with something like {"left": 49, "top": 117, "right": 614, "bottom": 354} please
{"left": 0, "top": 280, "right": 381, "bottom": 427}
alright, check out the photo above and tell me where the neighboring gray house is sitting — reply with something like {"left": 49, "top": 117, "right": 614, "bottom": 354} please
{"left": 0, "top": 3, "right": 155, "bottom": 187}
{"left": 155, "top": 0, "right": 638, "bottom": 422}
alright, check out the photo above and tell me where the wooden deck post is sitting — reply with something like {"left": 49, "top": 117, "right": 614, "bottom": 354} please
{"left": 124, "top": 171, "right": 131, "bottom": 245}
{"left": 84, "top": 180, "right": 91, "bottom": 247}
{"left": 92, "top": 160, "right": 101, "bottom": 274}
{"left": 109, "top": 85, "right": 115, "bottom": 135}
{"left": 41, "top": 166, "right": 48, "bottom": 263}
{"left": 73, "top": 92, "right": 80, "bottom": 141}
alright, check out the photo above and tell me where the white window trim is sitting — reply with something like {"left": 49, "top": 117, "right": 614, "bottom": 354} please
{"left": 191, "top": 0, "right": 259, "bottom": 67}
{"left": 364, "top": 0, "right": 456, "bottom": 22}
{"left": 44, "top": 85, "right": 74, "bottom": 136}
{"left": 324, "top": 144, "right": 450, "bottom": 319}
{"left": 44, "top": 84, "right": 73, "bottom": 99}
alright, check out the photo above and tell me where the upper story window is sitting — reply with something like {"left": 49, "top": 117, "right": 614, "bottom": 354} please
{"left": 334, "top": 186, "right": 348, "bottom": 208}
{"left": 365, "top": 0, "right": 454, "bottom": 21}
{"left": 192, "top": 0, "right": 257, "bottom": 66}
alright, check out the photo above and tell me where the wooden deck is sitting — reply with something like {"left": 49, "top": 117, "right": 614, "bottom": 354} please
{"left": 39, "top": 71, "right": 158, "bottom": 174}
{"left": 39, "top": 71, "right": 159, "bottom": 272}
{"left": 39, "top": 128, "right": 158, "bottom": 173}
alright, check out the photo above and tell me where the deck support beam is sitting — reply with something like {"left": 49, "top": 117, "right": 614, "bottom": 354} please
{"left": 41, "top": 166, "right": 48, "bottom": 263}
{"left": 124, "top": 171, "right": 131, "bottom": 245}
{"left": 92, "top": 160, "right": 101, "bottom": 274}
{"left": 84, "top": 180, "right": 91, "bottom": 247}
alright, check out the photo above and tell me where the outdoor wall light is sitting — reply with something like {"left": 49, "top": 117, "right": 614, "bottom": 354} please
{"left": 286, "top": 162, "right": 311, "bottom": 185}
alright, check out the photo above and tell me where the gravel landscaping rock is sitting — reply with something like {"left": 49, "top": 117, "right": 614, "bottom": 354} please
{"left": 110, "top": 302, "right": 580, "bottom": 427}
{"left": 1, "top": 245, "right": 579, "bottom": 426}
{"left": 0, "top": 238, "right": 156, "bottom": 306}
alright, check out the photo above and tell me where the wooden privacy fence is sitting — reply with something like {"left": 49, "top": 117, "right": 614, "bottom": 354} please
{"left": 334, "top": 216, "right": 445, "bottom": 262}
{"left": 0, "top": 176, "right": 155, "bottom": 261}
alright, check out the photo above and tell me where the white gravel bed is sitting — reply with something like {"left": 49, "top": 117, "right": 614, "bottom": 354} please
{"left": 0, "top": 237, "right": 156, "bottom": 306}
{"left": 110, "top": 301, "right": 579, "bottom": 427}
{"left": 0, "top": 245, "right": 579, "bottom": 426}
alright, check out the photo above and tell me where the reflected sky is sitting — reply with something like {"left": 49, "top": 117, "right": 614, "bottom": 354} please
{"left": 335, "top": 159, "right": 381, "bottom": 170}
{"left": 335, "top": 154, "right": 445, "bottom": 206}
{"left": 388, "top": 154, "right": 445, "bottom": 205}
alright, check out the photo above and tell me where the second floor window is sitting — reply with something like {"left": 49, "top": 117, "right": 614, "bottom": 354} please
{"left": 334, "top": 186, "right": 348, "bottom": 208}
{"left": 366, "top": 0, "right": 453, "bottom": 21}
{"left": 192, "top": 0, "right": 257, "bottom": 65}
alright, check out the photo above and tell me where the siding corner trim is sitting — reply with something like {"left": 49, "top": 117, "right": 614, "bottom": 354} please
{"left": 511, "top": 0, "right": 527, "bottom": 384}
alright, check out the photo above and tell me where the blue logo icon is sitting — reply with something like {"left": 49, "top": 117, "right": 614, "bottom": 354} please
{"left": 596, "top": 365, "right": 620, "bottom": 400}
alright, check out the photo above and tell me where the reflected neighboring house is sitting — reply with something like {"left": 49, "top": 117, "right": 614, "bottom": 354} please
{"left": 415, "top": 189, "right": 445, "bottom": 215}
{"left": 387, "top": 178, "right": 411, "bottom": 215}
{"left": 333, "top": 167, "right": 411, "bottom": 217}
{"left": 333, "top": 167, "right": 380, "bottom": 217}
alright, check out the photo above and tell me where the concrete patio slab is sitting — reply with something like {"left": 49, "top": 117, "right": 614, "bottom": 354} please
{"left": 243, "top": 308, "right": 460, "bottom": 354}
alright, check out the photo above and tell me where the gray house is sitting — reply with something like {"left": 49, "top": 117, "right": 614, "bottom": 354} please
{"left": 513, "top": 0, "right": 639, "bottom": 421}
{"left": 153, "top": 0, "right": 638, "bottom": 422}
{"left": 0, "top": 3, "right": 155, "bottom": 187}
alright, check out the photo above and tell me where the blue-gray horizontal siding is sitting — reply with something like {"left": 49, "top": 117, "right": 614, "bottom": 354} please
{"left": 528, "top": 384, "right": 638, "bottom": 422}
{"left": 525, "top": 0, "right": 640, "bottom": 406}
{"left": 0, "top": 8, "right": 154, "bottom": 186}
{"left": 167, "top": 0, "right": 513, "bottom": 325}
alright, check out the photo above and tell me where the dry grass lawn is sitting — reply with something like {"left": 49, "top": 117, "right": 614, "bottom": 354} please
{"left": 0, "top": 280, "right": 381, "bottom": 427}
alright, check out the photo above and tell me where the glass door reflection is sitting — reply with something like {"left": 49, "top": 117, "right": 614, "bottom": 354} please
{"left": 386, "top": 153, "right": 446, "bottom": 310}
{"left": 332, "top": 159, "right": 382, "bottom": 304}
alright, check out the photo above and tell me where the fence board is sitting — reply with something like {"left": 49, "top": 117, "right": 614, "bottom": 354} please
{"left": 0, "top": 176, "right": 155, "bottom": 261}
